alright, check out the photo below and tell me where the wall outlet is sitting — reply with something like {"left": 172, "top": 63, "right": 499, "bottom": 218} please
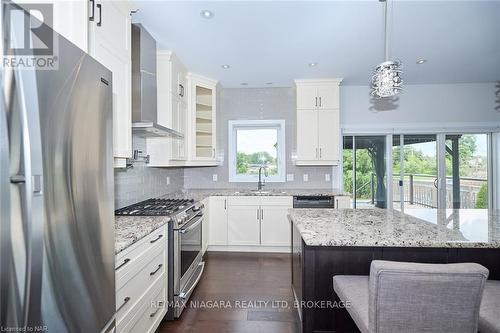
{"left": 286, "top": 174, "right": 294, "bottom": 182}
{"left": 212, "top": 174, "right": 218, "bottom": 182}
{"left": 325, "top": 174, "right": 331, "bottom": 182}
{"left": 167, "top": 176, "right": 170, "bottom": 185}
{"left": 303, "top": 174, "right": 309, "bottom": 182}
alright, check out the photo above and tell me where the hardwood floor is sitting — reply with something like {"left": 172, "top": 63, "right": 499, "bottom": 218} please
{"left": 158, "top": 252, "right": 299, "bottom": 333}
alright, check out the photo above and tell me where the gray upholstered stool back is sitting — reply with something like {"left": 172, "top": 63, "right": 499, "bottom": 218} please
{"left": 369, "top": 260, "right": 489, "bottom": 333}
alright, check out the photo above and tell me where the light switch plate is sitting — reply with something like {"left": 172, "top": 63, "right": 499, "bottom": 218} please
{"left": 286, "top": 174, "right": 294, "bottom": 182}
{"left": 167, "top": 176, "right": 170, "bottom": 185}
{"left": 325, "top": 174, "right": 331, "bottom": 182}
{"left": 303, "top": 174, "right": 309, "bottom": 182}
{"left": 212, "top": 174, "right": 218, "bottom": 182}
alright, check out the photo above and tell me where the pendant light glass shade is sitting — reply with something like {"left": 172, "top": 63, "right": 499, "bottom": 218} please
{"left": 371, "top": 60, "right": 403, "bottom": 98}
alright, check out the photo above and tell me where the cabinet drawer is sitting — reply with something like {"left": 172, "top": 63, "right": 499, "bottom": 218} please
{"left": 119, "top": 276, "right": 167, "bottom": 333}
{"left": 116, "top": 226, "right": 167, "bottom": 288}
{"left": 116, "top": 245, "right": 166, "bottom": 323}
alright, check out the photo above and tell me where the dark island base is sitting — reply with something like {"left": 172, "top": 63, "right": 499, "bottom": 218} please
{"left": 291, "top": 224, "right": 500, "bottom": 333}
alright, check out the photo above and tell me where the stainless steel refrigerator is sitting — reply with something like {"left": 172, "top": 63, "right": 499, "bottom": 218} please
{"left": 1, "top": 3, "right": 115, "bottom": 332}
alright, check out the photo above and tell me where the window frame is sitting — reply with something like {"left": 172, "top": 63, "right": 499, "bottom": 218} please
{"left": 228, "top": 119, "right": 286, "bottom": 183}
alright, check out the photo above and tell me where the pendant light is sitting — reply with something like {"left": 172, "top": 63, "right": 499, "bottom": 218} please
{"left": 371, "top": 0, "right": 403, "bottom": 98}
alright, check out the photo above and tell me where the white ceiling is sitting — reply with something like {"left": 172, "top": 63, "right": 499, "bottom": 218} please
{"left": 133, "top": 1, "right": 500, "bottom": 88}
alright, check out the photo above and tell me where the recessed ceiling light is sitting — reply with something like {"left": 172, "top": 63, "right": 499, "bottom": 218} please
{"left": 416, "top": 59, "right": 427, "bottom": 64}
{"left": 221, "top": 64, "right": 230, "bottom": 69}
{"left": 200, "top": 10, "right": 214, "bottom": 19}
{"left": 240, "top": 83, "right": 248, "bottom": 86}
{"left": 309, "top": 62, "right": 318, "bottom": 67}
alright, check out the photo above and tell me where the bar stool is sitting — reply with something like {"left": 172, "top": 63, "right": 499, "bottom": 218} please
{"left": 333, "top": 260, "right": 489, "bottom": 333}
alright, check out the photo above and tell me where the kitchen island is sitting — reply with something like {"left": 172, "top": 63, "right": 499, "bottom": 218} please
{"left": 289, "top": 208, "right": 500, "bottom": 333}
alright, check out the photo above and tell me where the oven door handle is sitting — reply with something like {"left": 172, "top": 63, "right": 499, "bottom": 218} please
{"left": 179, "top": 262, "right": 205, "bottom": 299}
{"left": 179, "top": 217, "right": 203, "bottom": 234}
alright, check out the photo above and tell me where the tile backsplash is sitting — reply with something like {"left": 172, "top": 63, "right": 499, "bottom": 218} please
{"left": 114, "top": 135, "right": 184, "bottom": 209}
{"left": 183, "top": 87, "right": 338, "bottom": 190}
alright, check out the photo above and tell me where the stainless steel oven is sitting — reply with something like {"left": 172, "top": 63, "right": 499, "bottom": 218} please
{"left": 173, "top": 203, "right": 205, "bottom": 317}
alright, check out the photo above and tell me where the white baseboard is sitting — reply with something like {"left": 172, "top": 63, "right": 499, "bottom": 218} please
{"left": 207, "top": 245, "right": 290, "bottom": 253}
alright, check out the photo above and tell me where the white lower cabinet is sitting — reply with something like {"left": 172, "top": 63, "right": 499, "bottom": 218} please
{"left": 208, "top": 196, "right": 228, "bottom": 246}
{"left": 115, "top": 226, "right": 167, "bottom": 333}
{"left": 224, "top": 196, "right": 292, "bottom": 249}
{"left": 227, "top": 204, "right": 261, "bottom": 246}
{"left": 260, "top": 205, "right": 291, "bottom": 246}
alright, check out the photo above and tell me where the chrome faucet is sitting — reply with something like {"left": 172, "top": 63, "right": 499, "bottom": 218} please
{"left": 258, "top": 166, "right": 268, "bottom": 191}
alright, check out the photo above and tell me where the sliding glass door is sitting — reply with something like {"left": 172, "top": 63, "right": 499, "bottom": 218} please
{"left": 343, "top": 136, "right": 387, "bottom": 209}
{"left": 343, "top": 132, "right": 491, "bottom": 211}
{"left": 445, "top": 134, "right": 489, "bottom": 209}
{"left": 393, "top": 135, "right": 438, "bottom": 211}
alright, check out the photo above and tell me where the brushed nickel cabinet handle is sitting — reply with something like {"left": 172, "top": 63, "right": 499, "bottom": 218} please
{"left": 89, "top": 0, "right": 95, "bottom": 21}
{"left": 319, "top": 97, "right": 322, "bottom": 107}
{"left": 315, "top": 97, "right": 318, "bottom": 107}
{"left": 96, "top": 3, "right": 102, "bottom": 26}
{"left": 115, "top": 258, "right": 130, "bottom": 270}
{"left": 150, "top": 264, "right": 163, "bottom": 276}
{"left": 150, "top": 234, "right": 163, "bottom": 244}
{"left": 319, "top": 148, "right": 322, "bottom": 158}
{"left": 117, "top": 297, "right": 130, "bottom": 312}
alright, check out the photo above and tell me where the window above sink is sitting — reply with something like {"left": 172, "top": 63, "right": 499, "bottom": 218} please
{"left": 228, "top": 120, "right": 286, "bottom": 183}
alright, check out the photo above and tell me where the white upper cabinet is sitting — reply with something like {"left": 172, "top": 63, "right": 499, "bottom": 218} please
{"left": 296, "top": 80, "right": 340, "bottom": 110}
{"left": 88, "top": 0, "right": 133, "bottom": 168}
{"left": 295, "top": 79, "right": 342, "bottom": 166}
{"left": 147, "top": 51, "right": 187, "bottom": 167}
{"left": 186, "top": 73, "right": 218, "bottom": 165}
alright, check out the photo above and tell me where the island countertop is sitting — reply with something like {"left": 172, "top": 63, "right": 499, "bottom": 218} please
{"left": 288, "top": 208, "right": 500, "bottom": 248}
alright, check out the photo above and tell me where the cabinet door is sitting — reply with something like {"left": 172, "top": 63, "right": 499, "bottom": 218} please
{"left": 260, "top": 206, "right": 291, "bottom": 246}
{"left": 227, "top": 205, "right": 260, "bottom": 246}
{"left": 317, "top": 85, "right": 339, "bottom": 109}
{"left": 171, "top": 99, "right": 186, "bottom": 160}
{"left": 297, "top": 109, "right": 319, "bottom": 161}
{"left": 296, "top": 85, "right": 318, "bottom": 110}
{"left": 89, "top": 1, "right": 132, "bottom": 161}
{"left": 208, "top": 197, "right": 228, "bottom": 246}
{"left": 318, "top": 109, "right": 340, "bottom": 161}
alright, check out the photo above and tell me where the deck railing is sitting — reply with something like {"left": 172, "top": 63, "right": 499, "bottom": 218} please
{"left": 355, "top": 173, "right": 486, "bottom": 208}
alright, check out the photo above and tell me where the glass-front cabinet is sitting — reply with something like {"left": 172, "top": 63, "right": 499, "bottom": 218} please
{"left": 187, "top": 73, "right": 218, "bottom": 163}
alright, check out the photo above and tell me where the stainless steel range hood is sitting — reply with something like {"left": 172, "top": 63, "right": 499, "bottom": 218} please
{"left": 131, "top": 23, "right": 183, "bottom": 138}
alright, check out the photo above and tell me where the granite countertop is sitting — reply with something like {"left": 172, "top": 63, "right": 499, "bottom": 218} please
{"left": 114, "top": 188, "right": 350, "bottom": 254}
{"left": 289, "top": 208, "right": 500, "bottom": 248}
{"left": 115, "top": 216, "right": 170, "bottom": 254}
{"left": 162, "top": 188, "right": 350, "bottom": 202}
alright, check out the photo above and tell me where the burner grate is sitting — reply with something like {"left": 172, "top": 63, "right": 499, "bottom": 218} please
{"left": 115, "top": 198, "right": 194, "bottom": 216}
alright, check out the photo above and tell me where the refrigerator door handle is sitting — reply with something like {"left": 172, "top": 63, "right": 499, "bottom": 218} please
{"left": 5, "top": 49, "right": 45, "bottom": 326}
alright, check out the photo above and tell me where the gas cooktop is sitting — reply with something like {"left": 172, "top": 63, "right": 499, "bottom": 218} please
{"left": 115, "top": 198, "right": 195, "bottom": 216}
